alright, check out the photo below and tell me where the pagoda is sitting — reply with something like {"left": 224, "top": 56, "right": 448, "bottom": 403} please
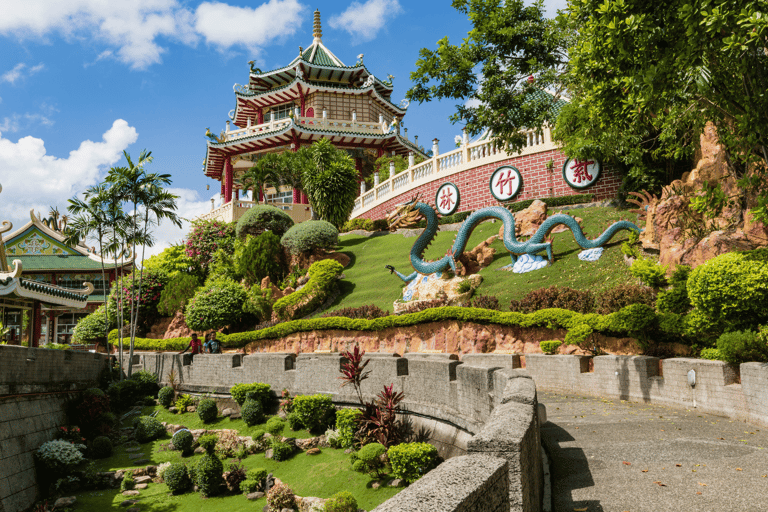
{"left": 201, "top": 9, "right": 426, "bottom": 223}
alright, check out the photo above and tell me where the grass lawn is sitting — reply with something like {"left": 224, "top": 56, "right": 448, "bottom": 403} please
{"left": 82, "top": 406, "right": 401, "bottom": 510}
{"left": 328, "top": 206, "right": 638, "bottom": 313}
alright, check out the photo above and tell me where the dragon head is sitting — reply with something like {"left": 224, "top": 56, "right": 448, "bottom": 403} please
{"left": 387, "top": 195, "right": 423, "bottom": 230}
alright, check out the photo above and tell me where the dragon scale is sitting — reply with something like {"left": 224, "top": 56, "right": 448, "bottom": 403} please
{"left": 391, "top": 202, "right": 642, "bottom": 282}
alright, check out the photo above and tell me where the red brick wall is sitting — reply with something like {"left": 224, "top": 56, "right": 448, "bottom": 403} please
{"left": 359, "top": 148, "right": 622, "bottom": 220}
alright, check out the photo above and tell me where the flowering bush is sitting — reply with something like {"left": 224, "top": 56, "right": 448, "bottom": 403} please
{"left": 185, "top": 219, "right": 236, "bottom": 271}
{"left": 57, "top": 426, "right": 85, "bottom": 445}
{"left": 36, "top": 440, "right": 84, "bottom": 472}
{"left": 184, "top": 277, "right": 247, "bottom": 331}
{"left": 266, "top": 482, "right": 295, "bottom": 511}
{"left": 106, "top": 268, "right": 169, "bottom": 332}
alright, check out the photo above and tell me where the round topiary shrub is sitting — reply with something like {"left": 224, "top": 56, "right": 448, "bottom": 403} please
{"left": 163, "top": 463, "right": 191, "bottom": 494}
{"left": 36, "top": 440, "right": 84, "bottom": 472}
{"left": 540, "top": 340, "right": 562, "bottom": 354}
{"left": 158, "top": 386, "right": 175, "bottom": 408}
{"left": 268, "top": 439, "right": 293, "bottom": 461}
{"left": 172, "top": 429, "right": 193, "bottom": 454}
{"left": 292, "top": 394, "right": 335, "bottom": 432}
{"left": 236, "top": 204, "right": 295, "bottom": 239}
{"left": 266, "top": 482, "right": 295, "bottom": 512}
{"left": 716, "top": 327, "right": 768, "bottom": 364}
{"left": 195, "top": 452, "right": 224, "bottom": 496}
{"left": 134, "top": 416, "right": 165, "bottom": 443}
{"left": 265, "top": 416, "right": 286, "bottom": 436}
{"left": 387, "top": 442, "right": 438, "bottom": 483}
{"left": 688, "top": 249, "right": 768, "bottom": 331}
{"left": 325, "top": 491, "right": 359, "bottom": 512}
{"left": 91, "top": 436, "right": 113, "bottom": 459}
{"left": 242, "top": 398, "right": 265, "bottom": 427}
{"left": 352, "top": 442, "right": 387, "bottom": 478}
{"left": 280, "top": 220, "right": 339, "bottom": 255}
{"left": 197, "top": 399, "right": 218, "bottom": 424}
{"left": 185, "top": 277, "right": 247, "bottom": 332}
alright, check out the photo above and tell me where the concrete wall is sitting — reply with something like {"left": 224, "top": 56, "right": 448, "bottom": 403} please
{"left": 522, "top": 355, "right": 768, "bottom": 427}
{"left": 123, "top": 351, "right": 542, "bottom": 512}
{"left": 0, "top": 346, "right": 110, "bottom": 512}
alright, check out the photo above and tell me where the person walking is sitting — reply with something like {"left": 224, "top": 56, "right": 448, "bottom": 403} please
{"left": 205, "top": 332, "right": 222, "bottom": 354}
{"left": 179, "top": 333, "right": 202, "bottom": 355}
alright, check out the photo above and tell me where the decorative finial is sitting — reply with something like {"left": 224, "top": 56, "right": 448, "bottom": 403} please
{"left": 313, "top": 9, "right": 322, "bottom": 41}
{"left": 299, "top": 46, "right": 304, "bottom": 56}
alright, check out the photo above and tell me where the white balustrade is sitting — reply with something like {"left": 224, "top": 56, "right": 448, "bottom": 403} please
{"left": 376, "top": 181, "right": 390, "bottom": 198}
{"left": 393, "top": 172, "right": 410, "bottom": 190}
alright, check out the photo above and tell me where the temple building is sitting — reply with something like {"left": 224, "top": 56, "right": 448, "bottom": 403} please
{"left": 199, "top": 9, "right": 426, "bottom": 224}
{"left": 1, "top": 208, "right": 132, "bottom": 346}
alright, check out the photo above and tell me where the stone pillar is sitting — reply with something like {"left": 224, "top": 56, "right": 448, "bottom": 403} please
{"left": 414, "top": 135, "right": 419, "bottom": 147}
{"left": 432, "top": 138, "right": 440, "bottom": 156}
{"left": 270, "top": 111, "right": 276, "bottom": 123}
{"left": 352, "top": 111, "right": 357, "bottom": 122}
{"left": 463, "top": 128, "right": 468, "bottom": 145}
{"left": 360, "top": 181, "right": 366, "bottom": 195}
{"left": 224, "top": 158, "right": 233, "bottom": 203}
{"left": 389, "top": 160, "right": 395, "bottom": 177}
{"left": 294, "top": 106, "right": 301, "bottom": 119}
{"left": 247, "top": 117, "right": 251, "bottom": 128}
{"left": 408, "top": 152, "right": 415, "bottom": 167}
{"left": 226, "top": 120, "right": 230, "bottom": 134}
{"left": 374, "top": 172, "right": 380, "bottom": 187}
{"left": 404, "top": 127, "right": 408, "bottom": 139}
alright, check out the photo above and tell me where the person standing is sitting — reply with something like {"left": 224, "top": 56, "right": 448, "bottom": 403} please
{"left": 179, "top": 333, "right": 202, "bottom": 355}
{"left": 205, "top": 332, "right": 222, "bottom": 354}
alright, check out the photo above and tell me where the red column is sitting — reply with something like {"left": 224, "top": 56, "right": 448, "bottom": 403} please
{"left": 258, "top": 110, "right": 264, "bottom": 124}
{"left": 301, "top": 191, "right": 309, "bottom": 204}
{"left": 224, "top": 158, "right": 233, "bottom": 203}
{"left": 259, "top": 190, "right": 264, "bottom": 202}
{"left": 292, "top": 189, "right": 300, "bottom": 203}
{"left": 220, "top": 180, "right": 225, "bottom": 199}
{"left": 235, "top": 189, "right": 239, "bottom": 201}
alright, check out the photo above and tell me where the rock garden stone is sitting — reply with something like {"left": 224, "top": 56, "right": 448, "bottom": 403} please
{"left": 194, "top": 446, "right": 205, "bottom": 454}
{"left": 135, "top": 476, "right": 152, "bottom": 484}
{"left": 54, "top": 497, "right": 76, "bottom": 508}
{"left": 388, "top": 478, "right": 404, "bottom": 487}
{"left": 125, "top": 447, "right": 140, "bottom": 452}
{"left": 297, "top": 497, "right": 326, "bottom": 511}
{"left": 229, "top": 412, "right": 241, "bottom": 419}
{"left": 264, "top": 448, "right": 274, "bottom": 459}
{"left": 246, "top": 491, "right": 265, "bottom": 500}
{"left": 372, "top": 482, "right": 381, "bottom": 489}
{"left": 134, "top": 458, "right": 150, "bottom": 465}
{"left": 187, "top": 406, "right": 196, "bottom": 412}
{"left": 169, "top": 406, "right": 178, "bottom": 413}
{"left": 128, "top": 453, "right": 143, "bottom": 460}
{"left": 121, "top": 499, "right": 138, "bottom": 507}
{"left": 306, "top": 448, "right": 321, "bottom": 455}
{"left": 122, "top": 490, "right": 140, "bottom": 496}
{"left": 135, "top": 484, "right": 148, "bottom": 490}
{"left": 127, "top": 508, "right": 141, "bottom": 512}
{"left": 221, "top": 408, "right": 234, "bottom": 417}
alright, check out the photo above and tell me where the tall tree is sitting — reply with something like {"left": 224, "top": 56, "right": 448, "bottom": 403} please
{"left": 406, "top": 0, "right": 572, "bottom": 152}
{"left": 302, "top": 138, "right": 360, "bottom": 229}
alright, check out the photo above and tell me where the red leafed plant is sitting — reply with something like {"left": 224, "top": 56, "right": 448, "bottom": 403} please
{"left": 339, "top": 345, "right": 371, "bottom": 405}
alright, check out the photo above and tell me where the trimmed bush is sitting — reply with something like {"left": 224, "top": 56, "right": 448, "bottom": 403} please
{"left": 656, "top": 265, "right": 692, "bottom": 314}
{"left": 509, "top": 286, "right": 595, "bottom": 314}
{"left": 91, "top": 436, "right": 112, "bottom": 459}
{"left": 172, "top": 429, "right": 193, "bottom": 454}
{"left": 158, "top": 386, "right": 175, "bottom": 408}
{"left": 240, "top": 467, "right": 267, "bottom": 493}
{"left": 242, "top": 398, "right": 265, "bottom": 427}
{"left": 164, "top": 463, "right": 191, "bottom": 494}
{"left": 630, "top": 258, "right": 668, "bottom": 288}
{"left": 336, "top": 408, "right": 361, "bottom": 449}
{"left": 265, "top": 416, "right": 286, "bottom": 436}
{"left": 352, "top": 442, "right": 387, "bottom": 478}
{"left": 195, "top": 452, "right": 224, "bottom": 496}
{"left": 185, "top": 277, "right": 247, "bottom": 332}
{"left": 595, "top": 284, "right": 656, "bottom": 315}
{"left": 134, "top": 416, "right": 165, "bottom": 443}
{"left": 387, "top": 442, "right": 438, "bottom": 483}
{"left": 157, "top": 273, "right": 200, "bottom": 316}
{"left": 280, "top": 220, "right": 339, "bottom": 255}
{"left": 268, "top": 438, "right": 293, "bottom": 461}
{"left": 325, "top": 491, "right": 359, "bottom": 512}
{"left": 321, "top": 304, "right": 390, "bottom": 319}
{"left": 234, "top": 232, "right": 287, "bottom": 286}
{"left": 129, "top": 370, "right": 160, "bottom": 398}
{"left": 236, "top": 204, "right": 294, "bottom": 239}
{"left": 72, "top": 305, "right": 112, "bottom": 344}
{"left": 230, "top": 382, "right": 271, "bottom": 407}
{"left": 175, "top": 394, "right": 195, "bottom": 411}
{"left": 716, "top": 328, "right": 768, "bottom": 364}
{"left": 292, "top": 394, "right": 334, "bottom": 432}
{"left": 540, "top": 340, "right": 562, "bottom": 354}
{"left": 688, "top": 249, "right": 768, "bottom": 331}
{"left": 266, "top": 482, "right": 295, "bottom": 512}
{"left": 700, "top": 348, "right": 725, "bottom": 361}
{"left": 197, "top": 399, "right": 218, "bottom": 424}
{"left": 273, "top": 259, "right": 344, "bottom": 320}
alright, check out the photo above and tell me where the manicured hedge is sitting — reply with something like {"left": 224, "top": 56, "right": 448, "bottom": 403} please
{"left": 272, "top": 259, "right": 344, "bottom": 320}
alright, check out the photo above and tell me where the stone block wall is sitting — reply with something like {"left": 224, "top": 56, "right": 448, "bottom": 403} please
{"left": 0, "top": 346, "right": 109, "bottom": 512}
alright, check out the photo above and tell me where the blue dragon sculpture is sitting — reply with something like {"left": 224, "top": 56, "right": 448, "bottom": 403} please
{"left": 385, "top": 197, "right": 643, "bottom": 283}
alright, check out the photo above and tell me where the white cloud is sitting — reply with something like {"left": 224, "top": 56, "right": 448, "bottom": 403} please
{"left": 194, "top": 0, "right": 304, "bottom": 54}
{"left": 2, "top": 62, "right": 45, "bottom": 84}
{"left": 0, "top": 119, "right": 138, "bottom": 226}
{"left": 329, "top": 0, "right": 402, "bottom": 43}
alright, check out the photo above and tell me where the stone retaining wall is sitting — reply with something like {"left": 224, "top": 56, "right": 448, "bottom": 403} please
{"left": 0, "top": 346, "right": 110, "bottom": 512}
{"left": 123, "top": 351, "right": 543, "bottom": 511}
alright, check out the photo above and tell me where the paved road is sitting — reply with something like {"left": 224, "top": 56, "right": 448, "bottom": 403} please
{"left": 539, "top": 392, "right": 768, "bottom": 512}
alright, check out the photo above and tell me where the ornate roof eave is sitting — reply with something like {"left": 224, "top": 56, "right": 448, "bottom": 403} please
{"left": 0, "top": 259, "right": 92, "bottom": 308}
{"left": 247, "top": 60, "right": 393, "bottom": 96}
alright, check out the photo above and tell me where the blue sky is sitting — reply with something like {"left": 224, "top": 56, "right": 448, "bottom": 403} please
{"left": 0, "top": 0, "right": 566, "bottom": 257}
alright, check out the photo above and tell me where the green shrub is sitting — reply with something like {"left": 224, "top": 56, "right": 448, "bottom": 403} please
{"left": 621, "top": 240, "right": 640, "bottom": 258}
{"left": 230, "top": 383, "right": 271, "bottom": 407}
{"left": 236, "top": 204, "right": 294, "bottom": 239}
{"left": 280, "top": 219, "right": 339, "bottom": 255}
{"left": 688, "top": 250, "right": 768, "bottom": 331}
{"left": 158, "top": 386, "right": 175, "bottom": 408}
{"left": 292, "top": 394, "right": 334, "bottom": 432}
{"left": 72, "top": 305, "right": 112, "bottom": 343}
{"left": 325, "top": 491, "right": 359, "bottom": 512}
{"left": 700, "top": 348, "right": 725, "bottom": 361}
{"left": 197, "top": 399, "right": 218, "bottom": 424}
{"left": 595, "top": 284, "right": 656, "bottom": 315}
{"left": 243, "top": 285, "right": 274, "bottom": 323}
{"left": 157, "top": 273, "right": 200, "bottom": 316}
{"left": 336, "top": 408, "right": 361, "bottom": 449}
{"left": 268, "top": 438, "right": 293, "bottom": 461}
{"left": 185, "top": 277, "right": 247, "bottom": 332}
{"left": 175, "top": 394, "right": 195, "bottom": 411}
{"left": 129, "top": 370, "right": 159, "bottom": 398}
{"left": 195, "top": 452, "right": 224, "bottom": 496}
{"left": 353, "top": 442, "right": 387, "bottom": 478}
{"left": 656, "top": 265, "right": 692, "bottom": 314}
{"left": 36, "top": 440, "right": 84, "bottom": 472}
{"left": 107, "top": 379, "right": 140, "bottom": 411}
{"left": 266, "top": 482, "right": 295, "bottom": 512}
{"left": 716, "top": 328, "right": 768, "bottom": 364}
{"left": 540, "top": 340, "right": 562, "bottom": 354}
{"left": 273, "top": 259, "right": 343, "bottom": 320}
{"left": 321, "top": 304, "right": 390, "bottom": 320}
{"left": 164, "top": 463, "right": 191, "bottom": 494}
{"left": 509, "top": 286, "right": 595, "bottom": 314}
{"left": 120, "top": 470, "right": 135, "bottom": 491}
{"left": 630, "top": 258, "right": 668, "bottom": 288}
{"left": 172, "top": 429, "right": 193, "bottom": 454}
{"left": 91, "top": 436, "right": 112, "bottom": 458}
{"left": 134, "top": 416, "right": 165, "bottom": 443}
{"left": 503, "top": 194, "right": 595, "bottom": 213}
{"left": 235, "top": 232, "right": 287, "bottom": 286}
{"left": 240, "top": 468, "right": 267, "bottom": 493}
{"left": 387, "top": 442, "right": 438, "bottom": 483}
{"left": 286, "top": 411, "right": 304, "bottom": 431}
{"left": 198, "top": 434, "right": 218, "bottom": 454}
{"left": 241, "top": 398, "right": 265, "bottom": 427}
{"left": 564, "top": 323, "right": 593, "bottom": 348}
{"left": 265, "top": 416, "right": 286, "bottom": 436}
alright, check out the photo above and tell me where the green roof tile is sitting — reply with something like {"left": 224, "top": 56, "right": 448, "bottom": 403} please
{"left": 7, "top": 255, "right": 123, "bottom": 271}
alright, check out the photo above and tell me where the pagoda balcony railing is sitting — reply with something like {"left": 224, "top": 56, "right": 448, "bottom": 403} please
{"left": 351, "top": 126, "right": 556, "bottom": 219}
{"left": 224, "top": 116, "right": 388, "bottom": 142}
{"left": 197, "top": 200, "right": 313, "bottom": 225}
